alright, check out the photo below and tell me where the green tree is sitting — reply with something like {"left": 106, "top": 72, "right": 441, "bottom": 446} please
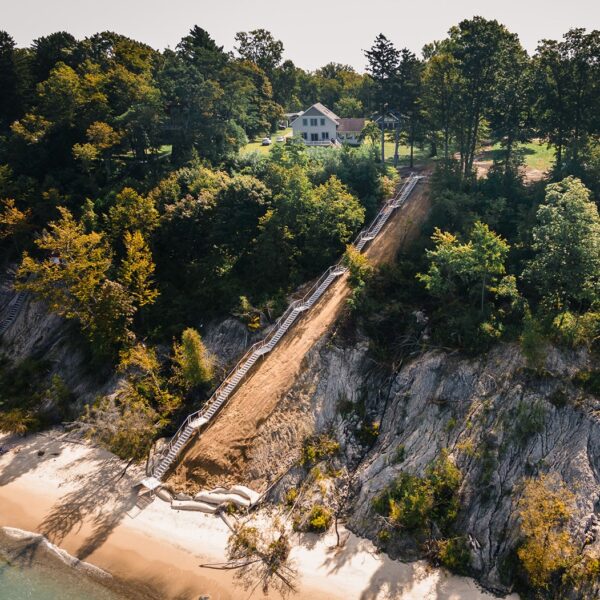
{"left": 16, "top": 207, "right": 134, "bottom": 356}
{"left": 417, "top": 221, "right": 518, "bottom": 348}
{"left": 0, "top": 31, "right": 21, "bottom": 131}
{"left": 0, "top": 198, "right": 32, "bottom": 250}
{"left": 37, "top": 62, "right": 83, "bottom": 126}
{"left": 523, "top": 177, "right": 600, "bottom": 315}
{"left": 211, "top": 174, "right": 271, "bottom": 261}
{"left": 234, "top": 29, "right": 284, "bottom": 77}
{"left": 364, "top": 33, "right": 400, "bottom": 109}
{"left": 119, "top": 230, "right": 159, "bottom": 307}
{"left": 533, "top": 29, "right": 600, "bottom": 170}
{"left": 418, "top": 222, "right": 511, "bottom": 312}
{"left": 360, "top": 121, "right": 381, "bottom": 146}
{"left": 31, "top": 31, "right": 78, "bottom": 83}
{"left": 364, "top": 34, "right": 400, "bottom": 162}
{"left": 159, "top": 29, "right": 256, "bottom": 163}
{"left": 108, "top": 187, "right": 158, "bottom": 239}
{"left": 424, "top": 18, "right": 527, "bottom": 179}
{"left": 422, "top": 49, "right": 460, "bottom": 161}
{"left": 333, "top": 96, "right": 363, "bottom": 118}
{"left": 395, "top": 49, "right": 423, "bottom": 168}
{"left": 517, "top": 474, "right": 576, "bottom": 590}
{"left": 373, "top": 450, "right": 461, "bottom": 535}
{"left": 272, "top": 59, "right": 301, "bottom": 109}
{"left": 171, "top": 328, "right": 215, "bottom": 391}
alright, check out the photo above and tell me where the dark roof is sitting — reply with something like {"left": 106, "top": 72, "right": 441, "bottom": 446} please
{"left": 302, "top": 103, "right": 340, "bottom": 122}
{"left": 337, "top": 118, "right": 366, "bottom": 133}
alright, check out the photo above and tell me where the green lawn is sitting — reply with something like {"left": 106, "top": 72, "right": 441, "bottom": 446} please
{"left": 480, "top": 140, "right": 555, "bottom": 173}
{"left": 382, "top": 141, "right": 431, "bottom": 167}
{"left": 241, "top": 128, "right": 292, "bottom": 155}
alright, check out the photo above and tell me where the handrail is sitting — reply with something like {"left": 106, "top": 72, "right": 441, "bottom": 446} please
{"left": 151, "top": 174, "right": 421, "bottom": 479}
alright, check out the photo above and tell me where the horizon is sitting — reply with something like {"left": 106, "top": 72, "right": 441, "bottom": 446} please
{"left": 3, "top": 0, "right": 600, "bottom": 72}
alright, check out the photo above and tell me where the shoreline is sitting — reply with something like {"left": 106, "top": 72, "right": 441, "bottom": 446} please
{"left": 0, "top": 431, "right": 518, "bottom": 599}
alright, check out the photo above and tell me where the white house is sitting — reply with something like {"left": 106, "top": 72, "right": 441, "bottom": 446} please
{"left": 291, "top": 103, "right": 365, "bottom": 146}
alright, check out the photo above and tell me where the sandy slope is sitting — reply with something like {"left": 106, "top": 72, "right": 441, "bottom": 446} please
{"left": 171, "top": 178, "right": 433, "bottom": 490}
{"left": 0, "top": 432, "right": 518, "bottom": 600}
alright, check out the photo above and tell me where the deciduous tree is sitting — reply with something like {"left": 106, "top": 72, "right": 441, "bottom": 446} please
{"left": 523, "top": 177, "right": 600, "bottom": 314}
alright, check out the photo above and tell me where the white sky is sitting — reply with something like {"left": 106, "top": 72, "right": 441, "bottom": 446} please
{"left": 3, "top": 0, "right": 600, "bottom": 71}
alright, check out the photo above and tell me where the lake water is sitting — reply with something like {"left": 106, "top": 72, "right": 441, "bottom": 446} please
{"left": 0, "top": 528, "right": 130, "bottom": 600}
{"left": 0, "top": 561, "right": 124, "bottom": 600}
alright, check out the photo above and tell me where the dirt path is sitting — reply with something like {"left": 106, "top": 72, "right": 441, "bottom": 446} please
{"left": 169, "top": 178, "right": 432, "bottom": 491}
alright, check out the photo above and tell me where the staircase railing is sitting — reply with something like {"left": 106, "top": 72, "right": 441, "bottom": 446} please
{"left": 0, "top": 290, "right": 27, "bottom": 337}
{"left": 150, "top": 173, "right": 421, "bottom": 480}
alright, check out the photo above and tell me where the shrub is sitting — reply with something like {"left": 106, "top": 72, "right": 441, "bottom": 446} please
{"left": 300, "top": 434, "right": 340, "bottom": 466}
{"left": 392, "top": 444, "right": 406, "bottom": 464}
{"left": 0, "top": 408, "right": 38, "bottom": 434}
{"left": 357, "top": 420, "right": 380, "bottom": 446}
{"left": 512, "top": 401, "right": 546, "bottom": 444}
{"left": 374, "top": 471, "right": 433, "bottom": 532}
{"left": 572, "top": 370, "right": 600, "bottom": 397}
{"left": 343, "top": 245, "right": 373, "bottom": 289}
{"left": 445, "top": 417, "right": 457, "bottom": 432}
{"left": 235, "top": 296, "right": 261, "bottom": 331}
{"left": 548, "top": 388, "right": 569, "bottom": 408}
{"left": 306, "top": 505, "right": 332, "bottom": 533}
{"left": 343, "top": 245, "right": 374, "bottom": 311}
{"left": 520, "top": 312, "right": 548, "bottom": 370}
{"left": 552, "top": 311, "right": 600, "bottom": 350}
{"left": 373, "top": 450, "right": 461, "bottom": 535}
{"left": 285, "top": 488, "right": 298, "bottom": 506}
{"left": 435, "top": 537, "right": 471, "bottom": 574}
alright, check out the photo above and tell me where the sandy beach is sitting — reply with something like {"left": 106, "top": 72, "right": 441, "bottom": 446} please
{"left": 0, "top": 431, "right": 518, "bottom": 600}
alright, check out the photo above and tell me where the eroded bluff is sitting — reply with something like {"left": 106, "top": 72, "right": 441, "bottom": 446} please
{"left": 240, "top": 333, "right": 600, "bottom": 594}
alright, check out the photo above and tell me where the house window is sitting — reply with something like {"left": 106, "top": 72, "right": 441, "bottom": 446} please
{"left": 310, "top": 118, "right": 318, "bottom": 126}
{"left": 301, "top": 132, "right": 307, "bottom": 140}
{"left": 320, "top": 118, "right": 325, "bottom": 126}
{"left": 310, "top": 133, "right": 319, "bottom": 141}
{"left": 322, "top": 131, "right": 329, "bottom": 140}
{"left": 302, "top": 118, "right": 308, "bottom": 126}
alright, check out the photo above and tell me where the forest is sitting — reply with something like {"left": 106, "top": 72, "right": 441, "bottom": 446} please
{"left": 1, "top": 18, "right": 600, "bottom": 595}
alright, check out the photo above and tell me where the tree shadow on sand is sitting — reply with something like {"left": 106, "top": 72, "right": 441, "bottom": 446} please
{"left": 39, "top": 454, "right": 138, "bottom": 561}
{"left": 318, "top": 529, "right": 435, "bottom": 600}
{"left": 0, "top": 433, "right": 69, "bottom": 487}
{"left": 356, "top": 559, "right": 433, "bottom": 600}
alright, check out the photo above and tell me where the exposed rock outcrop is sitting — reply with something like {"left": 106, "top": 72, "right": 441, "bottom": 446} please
{"left": 0, "top": 271, "right": 118, "bottom": 407}
{"left": 242, "top": 334, "right": 600, "bottom": 594}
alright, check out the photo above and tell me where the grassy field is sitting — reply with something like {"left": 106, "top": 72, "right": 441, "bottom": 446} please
{"left": 479, "top": 140, "right": 555, "bottom": 173}
{"left": 382, "top": 141, "right": 431, "bottom": 167}
{"left": 240, "top": 128, "right": 292, "bottom": 155}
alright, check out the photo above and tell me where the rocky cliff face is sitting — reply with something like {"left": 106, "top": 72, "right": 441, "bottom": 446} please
{"left": 242, "top": 332, "right": 600, "bottom": 595}
{"left": 0, "top": 274, "right": 117, "bottom": 407}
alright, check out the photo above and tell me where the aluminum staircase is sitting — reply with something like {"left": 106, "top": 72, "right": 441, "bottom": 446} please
{"left": 0, "top": 290, "right": 26, "bottom": 337}
{"left": 148, "top": 173, "right": 422, "bottom": 484}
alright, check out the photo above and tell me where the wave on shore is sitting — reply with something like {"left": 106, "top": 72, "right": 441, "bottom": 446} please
{"left": 0, "top": 526, "right": 146, "bottom": 600}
